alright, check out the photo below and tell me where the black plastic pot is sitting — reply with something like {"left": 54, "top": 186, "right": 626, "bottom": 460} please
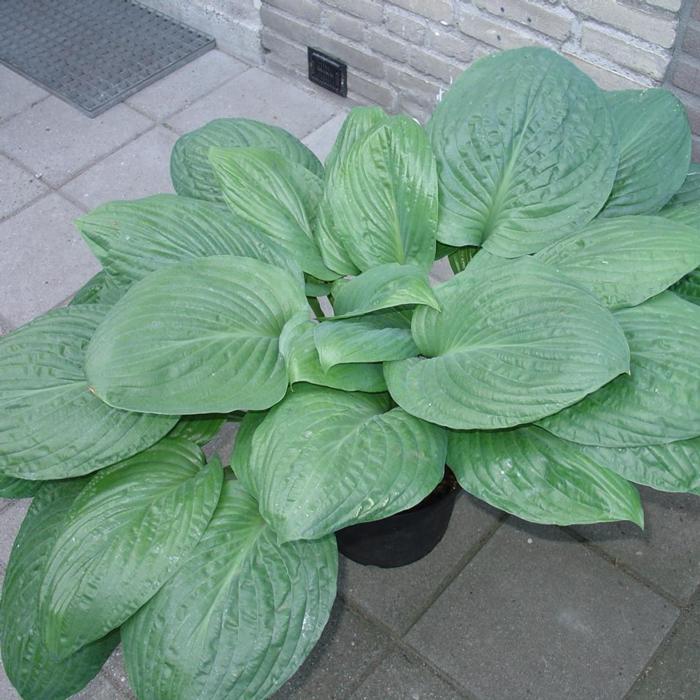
{"left": 335, "top": 469, "right": 459, "bottom": 568}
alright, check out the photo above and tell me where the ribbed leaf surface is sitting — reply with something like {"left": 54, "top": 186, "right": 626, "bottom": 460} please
{"left": 601, "top": 89, "right": 691, "bottom": 217}
{"left": 86, "top": 256, "right": 308, "bottom": 414}
{"left": 209, "top": 147, "right": 337, "bottom": 280}
{"left": 448, "top": 426, "right": 643, "bottom": 526}
{"left": 317, "top": 113, "right": 438, "bottom": 271}
{"left": 122, "top": 480, "right": 337, "bottom": 700}
{"left": 229, "top": 411, "right": 266, "bottom": 484}
{"left": 385, "top": 258, "right": 630, "bottom": 429}
{"left": 0, "top": 473, "right": 42, "bottom": 498}
{"left": 279, "top": 314, "right": 387, "bottom": 392}
{"left": 534, "top": 216, "right": 700, "bottom": 308}
{"left": 241, "top": 385, "right": 447, "bottom": 541}
{"left": 39, "top": 439, "right": 223, "bottom": 658}
{"left": 0, "top": 482, "right": 119, "bottom": 700}
{"left": 539, "top": 292, "right": 700, "bottom": 446}
{"left": 0, "top": 306, "right": 176, "bottom": 479}
{"left": 313, "top": 309, "right": 417, "bottom": 369}
{"left": 170, "top": 117, "right": 322, "bottom": 202}
{"left": 168, "top": 415, "right": 226, "bottom": 445}
{"left": 76, "top": 195, "right": 301, "bottom": 287}
{"left": 427, "top": 47, "right": 617, "bottom": 254}
{"left": 583, "top": 439, "right": 700, "bottom": 495}
{"left": 665, "top": 163, "right": 700, "bottom": 208}
{"left": 331, "top": 263, "right": 439, "bottom": 319}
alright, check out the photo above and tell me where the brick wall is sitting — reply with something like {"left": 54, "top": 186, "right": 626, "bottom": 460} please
{"left": 259, "top": 0, "right": 690, "bottom": 135}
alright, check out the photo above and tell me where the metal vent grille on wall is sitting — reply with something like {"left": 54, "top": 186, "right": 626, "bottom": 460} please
{"left": 0, "top": 0, "right": 214, "bottom": 117}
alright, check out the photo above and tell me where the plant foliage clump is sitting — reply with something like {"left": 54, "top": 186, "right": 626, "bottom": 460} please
{"left": 1, "top": 47, "right": 700, "bottom": 699}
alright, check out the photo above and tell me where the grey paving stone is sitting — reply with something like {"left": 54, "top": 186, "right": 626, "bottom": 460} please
{"left": 0, "top": 501, "right": 30, "bottom": 570}
{"left": 61, "top": 126, "right": 177, "bottom": 210}
{"left": 406, "top": 521, "right": 679, "bottom": 700}
{"left": 0, "top": 193, "right": 100, "bottom": 327}
{"left": 0, "top": 315, "right": 13, "bottom": 336}
{"left": 0, "top": 155, "right": 48, "bottom": 220}
{"left": 0, "top": 654, "right": 20, "bottom": 700}
{"left": 574, "top": 487, "right": 700, "bottom": 603}
{"left": 340, "top": 492, "right": 501, "bottom": 634}
{"left": 203, "top": 420, "right": 240, "bottom": 465}
{"left": 0, "top": 65, "right": 48, "bottom": 122}
{"left": 127, "top": 50, "right": 250, "bottom": 122}
{"left": 274, "top": 601, "right": 391, "bottom": 699}
{"left": 102, "top": 647, "right": 136, "bottom": 699}
{"left": 627, "top": 590, "right": 700, "bottom": 699}
{"left": 0, "top": 97, "right": 152, "bottom": 187}
{"left": 72, "top": 674, "right": 125, "bottom": 700}
{"left": 167, "top": 68, "right": 337, "bottom": 139}
{"left": 302, "top": 112, "right": 348, "bottom": 163}
{"left": 349, "top": 649, "right": 465, "bottom": 700}
{"left": 430, "top": 256, "right": 453, "bottom": 284}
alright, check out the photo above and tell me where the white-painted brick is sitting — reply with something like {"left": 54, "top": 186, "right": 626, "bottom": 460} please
{"left": 385, "top": 8, "right": 428, "bottom": 43}
{"left": 323, "top": 0, "right": 383, "bottom": 22}
{"left": 366, "top": 27, "right": 410, "bottom": 61}
{"left": 458, "top": 7, "right": 546, "bottom": 50}
{"left": 581, "top": 23, "right": 670, "bottom": 81}
{"left": 263, "top": 0, "right": 321, "bottom": 23}
{"left": 386, "top": 64, "right": 443, "bottom": 107}
{"left": 474, "top": 0, "right": 573, "bottom": 41}
{"left": 348, "top": 71, "right": 397, "bottom": 109}
{"left": 564, "top": 0, "right": 677, "bottom": 48}
{"left": 563, "top": 51, "right": 652, "bottom": 89}
{"left": 409, "top": 47, "right": 466, "bottom": 82}
{"left": 428, "top": 28, "right": 476, "bottom": 62}
{"left": 327, "top": 11, "right": 366, "bottom": 42}
{"left": 388, "top": 0, "right": 454, "bottom": 23}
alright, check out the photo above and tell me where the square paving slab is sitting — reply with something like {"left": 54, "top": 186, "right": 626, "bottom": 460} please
{"left": 406, "top": 520, "right": 679, "bottom": 700}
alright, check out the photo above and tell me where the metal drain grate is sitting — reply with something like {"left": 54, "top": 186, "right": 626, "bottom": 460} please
{"left": 0, "top": 0, "right": 215, "bottom": 117}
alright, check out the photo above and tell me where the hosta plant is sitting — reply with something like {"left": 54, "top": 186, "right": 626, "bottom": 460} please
{"left": 2, "top": 46, "right": 700, "bottom": 699}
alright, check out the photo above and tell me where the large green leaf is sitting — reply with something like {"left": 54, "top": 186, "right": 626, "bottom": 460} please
{"left": 427, "top": 47, "right": 618, "bottom": 254}
{"left": 75, "top": 195, "right": 302, "bottom": 287}
{"left": 0, "top": 473, "right": 42, "bottom": 499}
{"left": 229, "top": 411, "right": 266, "bottom": 481}
{"left": 331, "top": 263, "right": 439, "bottom": 318}
{"left": 86, "top": 256, "right": 308, "bottom": 414}
{"left": 534, "top": 216, "right": 700, "bottom": 308}
{"left": 122, "top": 480, "right": 337, "bottom": 700}
{"left": 600, "top": 89, "right": 691, "bottom": 217}
{"left": 665, "top": 162, "right": 700, "bottom": 208}
{"left": 239, "top": 385, "right": 447, "bottom": 541}
{"left": 672, "top": 269, "right": 700, "bottom": 305}
{"left": 70, "top": 271, "right": 126, "bottom": 307}
{"left": 323, "top": 106, "right": 387, "bottom": 175}
{"left": 279, "top": 314, "right": 387, "bottom": 392}
{"left": 170, "top": 118, "right": 323, "bottom": 202}
{"left": 539, "top": 292, "right": 700, "bottom": 446}
{"left": 582, "top": 439, "right": 700, "bottom": 495}
{"left": 384, "top": 258, "right": 630, "bottom": 429}
{"left": 313, "top": 309, "right": 417, "bottom": 369}
{"left": 0, "top": 482, "right": 119, "bottom": 700}
{"left": 448, "top": 426, "right": 643, "bottom": 526}
{"left": 0, "top": 306, "right": 176, "bottom": 480}
{"left": 209, "top": 147, "right": 337, "bottom": 281}
{"left": 168, "top": 414, "right": 226, "bottom": 445}
{"left": 39, "top": 439, "right": 222, "bottom": 658}
{"left": 317, "top": 112, "right": 438, "bottom": 271}
{"left": 448, "top": 246, "right": 479, "bottom": 274}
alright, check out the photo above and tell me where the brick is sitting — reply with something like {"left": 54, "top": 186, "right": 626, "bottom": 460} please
{"left": 0, "top": 154, "right": 48, "bottom": 221}
{"left": 322, "top": 0, "right": 383, "bottom": 23}
{"left": 366, "top": 27, "right": 409, "bottom": 61}
{"left": 385, "top": 8, "right": 428, "bottom": 43}
{"left": 388, "top": 0, "right": 453, "bottom": 23}
{"left": 350, "top": 649, "right": 463, "bottom": 700}
{"left": 399, "top": 97, "right": 432, "bottom": 122}
{"left": 458, "top": 7, "right": 544, "bottom": 50}
{"left": 386, "top": 64, "right": 442, "bottom": 108}
{"left": 645, "top": 0, "right": 682, "bottom": 10}
{"left": 582, "top": 23, "right": 670, "bottom": 81}
{"left": 263, "top": 0, "right": 321, "bottom": 22}
{"left": 348, "top": 71, "right": 397, "bottom": 110}
{"left": 673, "top": 55, "right": 700, "bottom": 96}
{"left": 406, "top": 521, "right": 679, "bottom": 700}
{"left": 409, "top": 47, "right": 465, "bottom": 83}
{"left": 274, "top": 602, "right": 390, "bottom": 698}
{"left": 262, "top": 27, "right": 308, "bottom": 72}
{"left": 340, "top": 493, "right": 501, "bottom": 634}
{"left": 428, "top": 28, "right": 476, "bottom": 62}
{"left": 574, "top": 488, "right": 700, "bottom": 603}
{"left": 0, "top": 194, "right": 100, "bottom": 327}
{"left": 62, "top": 127, "right": 177, "bottom": 211}
{"left": 683, "top": 22, "right": 700, "bottom": 61}
{"left": 676, "top": 88, "right": 700, "bottom": 134}
{"left": 564, "top": 0, "right": 677, "bottom": 48}
{"left": 563, "top": 51, "right": 650, "bottom": 89}
{"left": 327, "top": 11, "right": 366, "bottom": 42}
{"left": 474, "top": 0, "right": 573, "bottom": 41}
